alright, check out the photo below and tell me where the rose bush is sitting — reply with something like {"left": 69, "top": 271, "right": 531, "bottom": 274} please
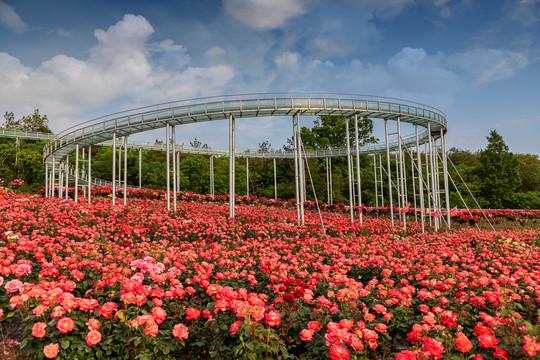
{"left": 0, "top": 192, "right": 538, "bottom": 359}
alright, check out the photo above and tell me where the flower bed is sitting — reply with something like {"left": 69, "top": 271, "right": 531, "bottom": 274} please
{"left": 0, "top": 193, "right": 539, "bottom": 359}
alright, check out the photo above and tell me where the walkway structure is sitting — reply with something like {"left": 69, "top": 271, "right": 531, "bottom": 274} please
{"left": 38, "top": 93, "right": 450, "bottom": 231}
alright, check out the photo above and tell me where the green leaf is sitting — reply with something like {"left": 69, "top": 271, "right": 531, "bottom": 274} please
{"left": 19, "top": 338, "right": 28, "bottom": 349}
{"left": 245, "top": 342, "right": 254, "bottom": 351}
{"left": 61, "top": 339, "right": 70, "bottom": 350}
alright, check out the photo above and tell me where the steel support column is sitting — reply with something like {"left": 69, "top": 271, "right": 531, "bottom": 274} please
{"left": 139, "top": 148, "right": 142, "bottom": 188}
{"left": 246, "top": 157, "right": 249, "bottom": 197}
{"left": 45, "top": 163, "right": 49, "bottom": 197}
{"left": 442, "top": 130, "right": 451, "bottom": 229}
{"left": 229, "top": 114, "right": 235, "bottom": 218}
{"left": 354, "top": 114, "right": 363, "bottom": 226}
{"left": 166, "top": 124, "right": 170, "bottom": 211}
{"left": 379, "top": 154, "right": 384, "bottom": 207}
{"left": 210, "top": 156, "right": 214, "bottom": 196}
{"left": 416, "top": 126, "right": 425, "bottom": 232}
{"left": 427, "top": 122, "right": 438, "bottom": 231}
{"left": 373, "top": 155, "right": 378, "bottom": 208}
{"left": 296, "top": 114, "right": 305, "bottom": 224}
{"left": 75, "top": 144, "right": 79, "bottom": 203}
{"left": 273, "top": 158, "right": 277, "bottom": 199}
{"left": 397, "top": 117, "right": 406, "bottom": 228}
{"left": 88, "top": 145, "right": 92, "bottom": 204}
{"left": 112, "top": 132, "right": 116, "bottom": 206}
{"left": 346, "top": 118, "right": 354, "bottom": 223}
{"left": 172, "top": 127, "right": 176, "bottom": 212}
{"left": 65, "top": 156, "right": 69, "bottom": 200}
{"left": 293, "top": 115, "right": 300, "bottom": 223}
{"left": 123, "top": 136, "right": 128, "bottom": 206}
{"left": 385, "top": 120, "right": 394, "bottom": 227}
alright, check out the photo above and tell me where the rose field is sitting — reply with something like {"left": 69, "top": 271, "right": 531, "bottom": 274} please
{"left": 0, "top": 192, "right": 539, "bottom": 360}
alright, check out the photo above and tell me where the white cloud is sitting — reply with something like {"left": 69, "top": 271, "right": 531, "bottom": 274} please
{"left": 447, "top": 48, "right": 530, "bottom": 85}
{"left": 204, "top": 46, "right": 226, "bottom": 58}
{"left": 0, "top": 0, "right": 28, "bottom": 33}
{"left": 0, "top": 14, "right": 235, "bottom": 131}
{"left": 274, "top": 52, "right": 300, "bottom": 70}
{"left": 222, "top": 0, "right": 308, "bottom": 30}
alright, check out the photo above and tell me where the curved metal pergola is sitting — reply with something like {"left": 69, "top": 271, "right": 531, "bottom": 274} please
{"left": 42, "top": 93, "right": 450, "bottom": 232}
{"left": 43, "top": 92, "right": 446, "bottom": 162}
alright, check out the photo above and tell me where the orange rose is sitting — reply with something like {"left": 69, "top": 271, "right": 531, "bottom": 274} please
{"left": 56, "top": 317, "right": 75, "bottom": 334}
{"left": 32, "top": 322, "right": 47, "bottom": 338}
{"left": 43, "top": 343, "right": 59, "bottom": 359}
{"left": 85, "top": 330, "right": 102, "bottom": 346}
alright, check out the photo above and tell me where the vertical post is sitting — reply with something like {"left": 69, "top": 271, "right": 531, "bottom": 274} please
{"left": 246, "top": 157, "right": 249, "bottom": 197}
{"left": 51, "top": 156, "right": 56, "bottom": 198}
{"left": 166, "top": 123, "right": 170, "bottom": 211}
{"left": 410, "top": 146, "right": 417, "bottom": 222}
{"left": 123, "top": 136, "right": 128, "bottom": 206}
{"left": 425, "top": 142, "right": 432, "bottom": 227}
{"left": 346, "top": 118, "right": 354, "bottom": 223}
{"left": 59, "top": 162, "right": 63, "bottom": 198}
{"left": 112, "top": 132, "right": 116, "bottom": 206}
{"left": 293, "top": 115, "right": 300, "bottom": 223}
{"left": 75, "top": 144, "right": 79, "bottom": 203}
{"left": 273, "top": 158, "right": 277, "bottom": 199}
{"left": 177, "top": 151, "right": 181, "bottom": 193}
{"left": 397, "top": 117, "right": 406, "bottom": 228}
{"left": 210, "top": 156, "right": 214, "bottom": 196}
{"left": 296, "top": 114, "right": 305, "bottom": 224}
{"left": 229, "top": 114, "right": 235, "bottom": 218}
{"left": 172, "top": 127, "right": 176, "bottom": 212}
{"left": 354, "top": 114, "right": 363, "bottom": 226}
{"left": 385, "top": 120, "right": 394, "bottom": 227}
{"left": 15, "top": 137, "right": 19, "bottom": 174}
{"left": 416, "top": 126, "right": 425, "bottom": 232}
{"left": 45, "top": 163, "right": 49, "bottom": 197}
{"left": 88, "top": 145, "right": 92, "bottom": 204}
{"left": 379, "top": 154, "right": 384, "bottom": 207}
{"left": 139, "top": 148, "right": 142, "bottom": 188}
{"left": 373, "top": 155, "right": 378, "bottom": 208}
{"left": 442, "top": 130, "right": 451, "bottom": 229}
{"left": 329, "top": 157, "right": 333, "bottom": 204}
{"left": 326, "top": 157, "right": 330, "bottom": 203}
{"left": 434, "top": 135, "right": 442, "bottom": 229}
{"left": 57, "top": 156, "right": 62, "bottom": 198}
{"left": 427, "top": 122, "right": 438, "bottom": 231}
{"left": 65, "top": 156, "right": 69, "bottom": 200}
{"left": 118, "top": 143, "right": 121, "bottom": 188}
{"left": 82, "top": 148, "right": 86, "bottom": 199}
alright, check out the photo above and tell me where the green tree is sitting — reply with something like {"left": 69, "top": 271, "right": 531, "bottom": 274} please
{"left": 477, "top": 130, "right": 521, "bottom": 208}
{"left": 2, "top": 109, "right": 52, "bottom": 133}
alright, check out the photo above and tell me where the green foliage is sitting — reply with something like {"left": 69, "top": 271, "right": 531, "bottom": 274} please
{"left": 477, "top": 130, "right": 521, "bottom": 208}
{"left": 3, "top": 109, "right": 52, "bottom": 133}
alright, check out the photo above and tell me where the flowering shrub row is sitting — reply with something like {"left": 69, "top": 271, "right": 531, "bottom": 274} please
{"left": 40, "top": 185, "right": 540, "bottom": 227}
{"left": 0, "top": 192, "right": 539, "bottom": 359}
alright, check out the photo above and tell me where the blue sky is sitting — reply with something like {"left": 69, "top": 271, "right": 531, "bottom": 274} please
{"left": 1, "top": 0, "right": 539, "bottom": 154}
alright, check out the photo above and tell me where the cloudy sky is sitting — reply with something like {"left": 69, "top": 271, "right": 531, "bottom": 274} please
{"left": 1, "top": 0, "right": 539, "bottom": 154}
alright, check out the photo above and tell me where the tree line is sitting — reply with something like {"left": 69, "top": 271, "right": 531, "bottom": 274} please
{"left": 1, "top": 110, "right": 539, "bottom": 209}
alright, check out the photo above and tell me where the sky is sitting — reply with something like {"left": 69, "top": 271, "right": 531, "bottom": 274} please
{"left": 1, "top": 0, "right": 539, "bottom": 155}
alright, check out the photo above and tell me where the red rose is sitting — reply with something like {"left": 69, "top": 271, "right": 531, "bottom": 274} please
{"left": 85, "top": 330, "right": 102, "bottom": 346}
{"left": 185, "top": 307, "right": 201, "bottom": 320}
{"left": 230, "top": 320, "right": 241, "bottom": 336}
{"left": 43, "top": 343, "right": 59, "bottom": 359}
{"left": 32, "top": 322, "right": 47, "bottom": 338}
{"left": 329, "top": 344, "right": 350, "bottom": 360}
{"left": 478, "top": 334, "right": 499, "bottom": 349}
{"left": 395, "top": 350, "right": 417, "bottom": 360}
{"left": 300, "top": 329, "right": 314, "bottom": 341}
{"left": 56, "top": 317, "right": 75, "bottom": 334}
{"left": 455, "top": 332, "right": 473, "bottom": 353}
{"left": 264, "top": 311, "right": 281, "bottom": 327}
{"left": 173, "top": 323, "right": 189, "bottom": 340}
{"left": 422, "top": 337, "right": 444, "bottom": 359}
